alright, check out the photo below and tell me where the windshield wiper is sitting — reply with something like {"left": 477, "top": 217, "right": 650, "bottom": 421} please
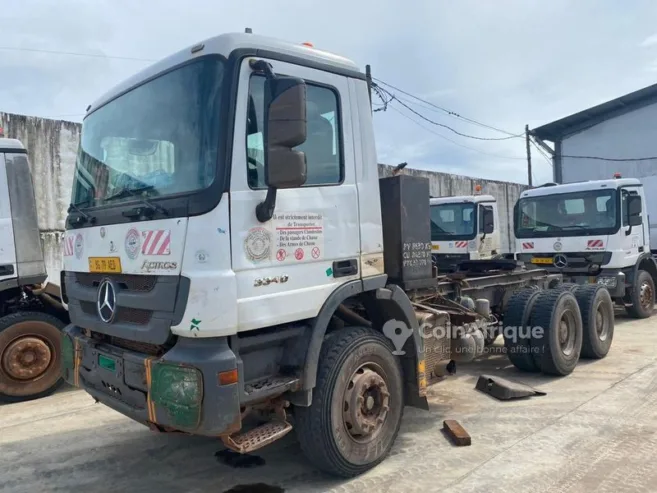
{"left": 560, "top": 225, "right": 588, "bottom": 230}
{"left": 107, "top": 186, "right": 170, "bottom": 217}
{"left": 67, "top": 200, "right": 95, "bottom": 225}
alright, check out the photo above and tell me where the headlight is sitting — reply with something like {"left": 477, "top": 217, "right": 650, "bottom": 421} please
{"left": 151, "top": 363, "right": 203, "bottom": 428}
{"left": 597, "top": 276, "right": 617, "bottom": 288}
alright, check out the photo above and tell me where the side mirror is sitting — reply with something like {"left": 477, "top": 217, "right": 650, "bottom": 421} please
{"left": 629, "top": 213, "right": 642, "bottom": 227}
{"left": 482, "top": 206, "right": 495, "bottom": 234}
{"left": 264, "top": 76, "right": 308, "bottom": 189}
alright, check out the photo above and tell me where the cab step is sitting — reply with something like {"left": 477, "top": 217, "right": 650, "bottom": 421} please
{"left": 221, "top": 420, "right": 293, "bottom": 454}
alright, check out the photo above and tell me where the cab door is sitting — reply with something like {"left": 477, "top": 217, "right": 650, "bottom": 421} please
{"left": 620, "top": 187, "right": 645, "bottom": 263}
{"left": 229, "top": 57, "right": 360, "bottom": 332}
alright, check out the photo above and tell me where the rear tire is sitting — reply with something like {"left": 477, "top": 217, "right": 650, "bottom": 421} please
{"left": 530, "top": 290, "right": 583, "bottom": 376}
{"left": 626, "top": 270, "right": 655, "bottom": 319}
{"left": 503, "top": 289, "right": 542, "bottom": 372}
{"left": 0, "top": 311, "right": 65, "bottom": 403}
{"left": 294, "top": 326, "right": 404, "bottom": 477}
{"left": 576, "top": 285, "right": 614, "bottom": 359}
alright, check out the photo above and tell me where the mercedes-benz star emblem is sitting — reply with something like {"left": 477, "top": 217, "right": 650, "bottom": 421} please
{"left": 97, "top": 279, "right": 117, "bottom": 323}
{"left": 553, "top": 254, "right": 568, "bottom": 269}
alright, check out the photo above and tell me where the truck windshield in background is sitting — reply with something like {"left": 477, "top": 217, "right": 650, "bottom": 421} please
{"left": 430, "top": 202, "right": 476, "bottom": 241}
{"left": 71, "top": 57, "right": 225, "bottom": 209}
{"left": 516, "top": 189, "right": 618, "bottom": 238}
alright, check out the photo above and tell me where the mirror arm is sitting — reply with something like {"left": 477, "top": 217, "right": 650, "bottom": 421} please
{"left": 256, "top": 188, "right": 277, "bottom": 223}
{"left": 250, "top": 59, "right": 275, "bottom": 79}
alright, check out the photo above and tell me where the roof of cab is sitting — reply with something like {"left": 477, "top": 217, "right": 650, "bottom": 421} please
{"left": 520, "top": 178, "right": 641, "bottom": 199}
{"left": 0, "top": 138, "right": 25, "bottom": 152}
{"left": 430, "top": 194, "right": 496, "bottom": 205}
{"left": 87, "top": 33, "right": 362, "bottom": 115}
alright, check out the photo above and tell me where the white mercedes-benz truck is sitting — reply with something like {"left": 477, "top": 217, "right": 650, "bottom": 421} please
{"left": 516, "top": 177, "right": 656, "bottom": 318}
{"left": 61, "top": 33, "right": 616, "bottom": 477}
{"left": 0, "top": 137, "right": 68, "bottom": 402}
{"left": 430, "top": 190, "right": 500, "bottom": 272}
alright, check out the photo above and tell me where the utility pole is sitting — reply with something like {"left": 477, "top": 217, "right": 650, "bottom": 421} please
{"left": 525, "top": 124, "right": 532, "bottom": 187}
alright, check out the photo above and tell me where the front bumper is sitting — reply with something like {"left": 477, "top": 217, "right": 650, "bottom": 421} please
{"left": 62, "top": 325, "right": 241, "bottom": 436}
{"left": 561, "top": 271, "right": 626, "bottom": 298}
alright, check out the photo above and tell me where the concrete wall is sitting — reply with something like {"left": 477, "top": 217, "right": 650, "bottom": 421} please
{"left": 0, "top": 112, "right": 526, "bottom": 286}
{"left": 560, "top": 101, "right": 657, "bottom": 247}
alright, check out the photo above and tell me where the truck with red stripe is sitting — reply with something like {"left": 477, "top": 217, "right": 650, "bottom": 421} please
{"left": 516, "top": 177, "right": 657, "bottom": 318}
{"left": 58, "top": 32, "right": 616, "bottom": 477}
{"left": 430, "top": 191, "right": 501, "bottom": 272}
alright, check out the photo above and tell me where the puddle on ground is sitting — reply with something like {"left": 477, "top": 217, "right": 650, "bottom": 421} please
{"left": 222, "top": 484, "right": 285, "bottom": 493}
{"left": 215, "top": 449, "right": 266, "bottom": 469}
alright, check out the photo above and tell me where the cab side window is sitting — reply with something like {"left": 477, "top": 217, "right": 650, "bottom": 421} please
{"left": 246, "top": 75, "right": 343, "bottom": 189}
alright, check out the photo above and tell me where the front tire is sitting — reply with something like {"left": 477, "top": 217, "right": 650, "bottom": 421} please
{"left": 0, "top": 311, "right": 65, "bottom": 403}
{"left": 295, "top": 326, "right": 404, "bottom": 477}
{"left": 626, "top": 270, "right": 655, "bottom": 319}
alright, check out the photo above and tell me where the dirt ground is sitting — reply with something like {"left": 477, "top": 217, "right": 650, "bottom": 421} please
{"left": 2, "top": 311, "right": 657, "bottom": 493}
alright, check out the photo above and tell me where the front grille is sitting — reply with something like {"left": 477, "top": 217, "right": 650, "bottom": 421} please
{"left": 75, "top": 273, "right": 158, "bottom": 292}
{"left": 109, "top": 335, "right": 166, "bottom": 356}
{"left": 80, "top": 301, "right": 152, "bottom": 325}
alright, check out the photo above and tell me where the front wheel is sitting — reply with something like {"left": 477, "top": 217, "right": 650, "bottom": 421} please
{"left": 0, "top": 311, "right": 65, "bottom": 403}
{"left": 626, "top": 270, "right": 655, "bottom": 319}
{"left": 295, "top": 326, "right": 404, "bottom": 477}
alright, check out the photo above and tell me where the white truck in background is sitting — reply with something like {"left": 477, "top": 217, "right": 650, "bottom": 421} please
{"left": 429, "top": 189, "right": 501, "bottom": 272}
{"left": 516, "top": 176, "right": 657, "bottom": 318}
{"left": 0, "top": 137, "right": 68, "bottom": 402}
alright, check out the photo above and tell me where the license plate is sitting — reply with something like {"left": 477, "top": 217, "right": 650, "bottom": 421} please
{"left": 98, "top": 354, "right": 116, "bottom": 372}
{"left": 531, "top": 257, "right": 553, "bottom": 265}
{"left": 88, "top": 257, "right": 122, "bottom": 273}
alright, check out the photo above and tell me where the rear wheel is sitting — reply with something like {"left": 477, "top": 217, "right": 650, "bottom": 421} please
{"left": 530, "top": 290, "right": 583, "bottom": 376}
{"left": 626, "top": 270, "right": 655, "bottom": 319}
{"left": 0, "top": 311, "right": 65, "bottom": 403}
{"left": 295, "top": 326, "right": 404, "bottom": 477}
{"left": 576, "top": 285, "right": 614, "bottom": 359}
{"left": 503, "top": 289, "right": 542, "bottom": 372}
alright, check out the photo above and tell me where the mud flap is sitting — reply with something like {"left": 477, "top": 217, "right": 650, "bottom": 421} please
{"left": 475, "top": 374, "right": 546, "bottom": 400}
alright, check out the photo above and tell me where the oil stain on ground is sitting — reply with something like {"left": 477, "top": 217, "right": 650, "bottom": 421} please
{"left": 215, "top": 449, "right": 266, "bottom": 468}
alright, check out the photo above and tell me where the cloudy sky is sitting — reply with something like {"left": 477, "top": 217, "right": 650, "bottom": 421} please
{"left": 2, "top": 0, "right": 657, "bottom": 185}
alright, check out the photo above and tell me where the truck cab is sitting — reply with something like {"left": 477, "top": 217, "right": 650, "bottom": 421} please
{"left": 515, "top": 177, "right": 657, "bottom": 317}
{"left": 0, "top": 137, "right": 67, "bottom": 402}
{"left": 430, "top": 192, "right": 499, "bottom": 272}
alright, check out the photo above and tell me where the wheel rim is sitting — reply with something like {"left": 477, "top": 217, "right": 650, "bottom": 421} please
{"left": 342, "top": 363, "right": 390, "bottom": 443}
{"left": 0, "top": 321, "right": 60, "bottom": 397}
{"left": 2, "top": 336, "right": 52, "bottom": 380}
{"left": 557, "top": 309, "right": 577, "bottom": 356}
{"left": 640, "top": 281, "right": 654, "bottom": 310}
{"left": 594, "top": 301, "right": 610, "bottom": 342}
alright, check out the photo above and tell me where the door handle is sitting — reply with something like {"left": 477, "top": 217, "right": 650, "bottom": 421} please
{"left": 332, "top": 259, "right": 358, "bottom": 278}
{"left": 0, "top": 264, "right": 15, "bottom": 276}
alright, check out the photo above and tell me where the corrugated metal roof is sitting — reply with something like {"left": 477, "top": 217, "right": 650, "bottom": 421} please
{"left": 532, "top": 81, "right": 657, "bottom": 142}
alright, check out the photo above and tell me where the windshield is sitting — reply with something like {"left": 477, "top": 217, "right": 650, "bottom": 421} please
{"left": 430, "top": 202, "right": 476, "bottom": 241}
{"left": 515, "top": 189, "right": 618, "bottom": 238}
{"left": 71, "top": 57, "right": 224, "bottom": 210}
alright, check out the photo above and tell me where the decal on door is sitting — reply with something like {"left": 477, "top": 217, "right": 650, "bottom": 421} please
{"left": 586, "top": 239, "right": 605, "bottom": 251}
{"left": 454, "top": 241, "right": 468, "bottom": 248}
{"left": 141, "top": 230, "right": 171, "bottom": 256}
{"left": 273, "top": 212, "right": 324, "bottom": 263}
{"left": 522, "top": 242, "right": 534, "bottom": 250}
{"left": 244, "top": 227, "right": 272, "bottom": 262}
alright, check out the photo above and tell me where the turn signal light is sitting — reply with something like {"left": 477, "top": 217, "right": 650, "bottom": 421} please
{"left": 218, "top": 369, "right": 239, "bottom": 386}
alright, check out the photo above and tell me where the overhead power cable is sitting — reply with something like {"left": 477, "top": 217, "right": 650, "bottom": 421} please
{"left": 560, "top": 154, "right": 657, "bottom": 162}
{"left": 373, "top": 77, "right": 523, "bottom": 138}
{"left": 530, "top": 140, "right": 554, "bottom": 167}
{"left": 0, "top": 46, "right": 155, "bottom": 62}
{"left": 374, "top": 83, "right": 522, "bottom": 141}
{"left": 387, "top": 103, "right": 525, "bottom": 161}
